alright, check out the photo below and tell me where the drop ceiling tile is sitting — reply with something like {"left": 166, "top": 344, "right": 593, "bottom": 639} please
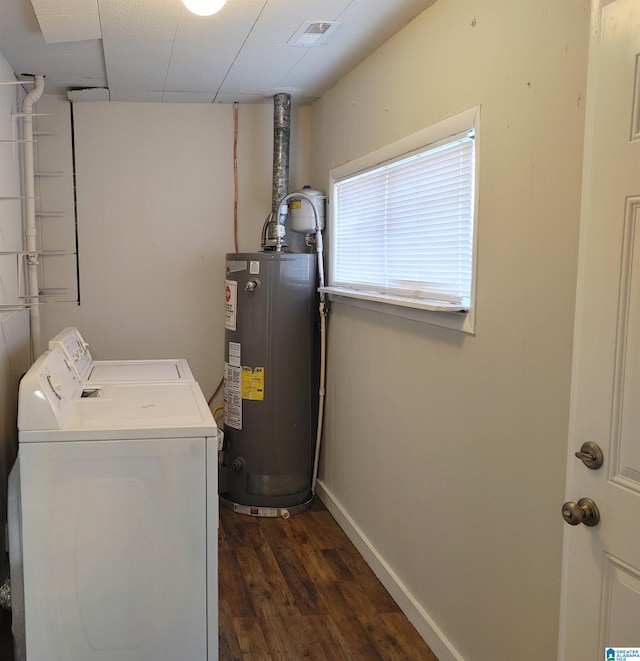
{"left": 34, "top": 13, "right": 101, "bottom": 43}
{"left": 164, "top": 61, "right": 227, "bottom": 95}
{"left": 102, "top": 38, "right": 173, "bottom": 92}
{"left": 168, "top": 37, "right": 240, "bottom": 62}
{"left": 99, "top": 0, "right": 181, "bottom": 41}
{"left": 161, "top": 91, "right": 215, "bottom": 103}
{"left": 11, "top": 41, "right": 107, "bottom": 94}
{"left": 174, "top": 3, "right": 264, "bottom": 42}
{"left": 109, "top": 88, "right": 164, "bottom": 102}
{"left": 31, "top": 0, "right": 92, "bottom": 13}
{"left": 30, "top": 0, "right": 100, "bottom": 43}
{"left": 103, "top": 38, "right": 173, "bottom": 69}
{"left": 103, "top": 69, "right": 164, "bottom": 90}
{"left": 256, "top": 0, "right": 350, "bottom": 22}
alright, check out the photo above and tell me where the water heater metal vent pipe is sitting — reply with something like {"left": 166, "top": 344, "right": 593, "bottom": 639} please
{"left": 267, "top": 92, "right": 291, "bottom": 250}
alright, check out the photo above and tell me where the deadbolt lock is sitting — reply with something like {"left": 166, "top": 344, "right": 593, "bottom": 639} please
{"left": 574, "top": 441, "right": 604, "bottom": 470}
{"left": 562, "top": 498, "right": 600, "bottom": 527}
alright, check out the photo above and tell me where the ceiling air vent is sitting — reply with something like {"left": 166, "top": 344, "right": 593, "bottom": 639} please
{"left": 287, "top": 21, "right": 341, "bottom": 47}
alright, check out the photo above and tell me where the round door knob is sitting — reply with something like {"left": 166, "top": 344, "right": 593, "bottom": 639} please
{"left": 562, "top": 498, "right": 600, "bottom": 527}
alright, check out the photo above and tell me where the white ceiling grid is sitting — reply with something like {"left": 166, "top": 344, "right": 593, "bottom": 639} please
{"left": 0, "top": 0, "right": 436, "bottom": 104}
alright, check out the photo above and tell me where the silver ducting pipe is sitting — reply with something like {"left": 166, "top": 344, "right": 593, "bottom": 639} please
{"left": 266, "top": 92, "right": 291, "bottom": 250}
{"left": 22, "top": 74, "right": 45, "bottom": 358}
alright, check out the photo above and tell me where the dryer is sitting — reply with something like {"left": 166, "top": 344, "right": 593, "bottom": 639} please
{"left": 48, "top": 327, "right": 195, "bottom": 383}
{"left": 11, "top": 346, "right": 219, "bottom": 661}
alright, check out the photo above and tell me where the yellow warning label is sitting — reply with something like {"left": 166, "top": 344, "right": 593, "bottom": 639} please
{"left": 290, "top": 199, "right": 302, "bottom": 209}
{"left": 241, "top": 366, "right": 265, "bottom": 401}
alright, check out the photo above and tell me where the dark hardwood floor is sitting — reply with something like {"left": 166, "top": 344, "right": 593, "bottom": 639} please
{"left": 220, "top": 499, "right": 438, "bottom": 660}
{"left": 0, "top": 500, "right": 438, "bottom": 660}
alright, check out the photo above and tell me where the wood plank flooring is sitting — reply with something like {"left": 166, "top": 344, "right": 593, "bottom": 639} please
{"left": 0, "top": 500, "right": 438, "bottom": 660}
{"left": 219, "top": 498, "right": 438, "bottom": 660}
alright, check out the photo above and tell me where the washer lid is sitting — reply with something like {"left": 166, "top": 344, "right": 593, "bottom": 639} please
{"left": 49, "top": 327, "right": 195, "bottom": 383}
{"left": 19, "top": 379, "right": 216, "bottom": 439}
{"left": 87, "top": 359, "right": 194, "bottom": 383}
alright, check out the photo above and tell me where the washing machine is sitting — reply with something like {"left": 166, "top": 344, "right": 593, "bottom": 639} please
{"left": 10, "top": 346, "right": 219, "bottom": 661}
{"left": 48, "top": 327, "right": 195, "bottom": 383}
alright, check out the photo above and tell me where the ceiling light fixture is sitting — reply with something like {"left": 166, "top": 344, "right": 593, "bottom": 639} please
{"left": 182, "top": 0, "right": 226, "bottom": 17}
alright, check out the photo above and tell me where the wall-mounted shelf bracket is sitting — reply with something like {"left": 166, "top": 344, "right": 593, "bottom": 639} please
{"left": 0, "top": 304, "right": 37, "bottom": 311}
{"left": 12, "top": 113, "right": 51, "bottom": 119}
{"left": 37, "top": 288, "right": 70, "bottom": 297}
{"left": 0, "top": 250, "right": 73, "bottom": 256}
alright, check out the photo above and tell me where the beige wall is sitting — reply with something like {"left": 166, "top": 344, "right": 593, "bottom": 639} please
{"left": 3, "top": 0, "right": 590, "bottom": 654}
{"left": 0, "top": 51, "right": 31, "bottom": 578}
{"left": 310, "top": 1, "right": 589, "bottom": 659}
{"left": 39, "top": 100, "right": 312, "bottom": 400}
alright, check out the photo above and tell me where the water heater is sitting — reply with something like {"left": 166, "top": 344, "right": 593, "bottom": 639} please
{"left": 221, "top": 252, "right": 318, "bottom": 516}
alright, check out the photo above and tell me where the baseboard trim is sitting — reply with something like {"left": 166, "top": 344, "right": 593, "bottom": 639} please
{"left": 315, "top": 480, "right": 463, "bottom": 661}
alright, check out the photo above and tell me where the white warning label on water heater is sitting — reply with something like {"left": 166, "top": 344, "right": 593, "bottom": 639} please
{"left": 224, "top": 280, "right": 237, "bottom": 331}
{"left": 228, "top": 341, "right": 241, "bottom": 367}
{"left": 224, "top": 362, "right": 242, "bottom": 429}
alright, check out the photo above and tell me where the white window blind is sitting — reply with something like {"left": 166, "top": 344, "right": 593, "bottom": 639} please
{"left": 331, "top": 129, "right": 475, "bottom": 309}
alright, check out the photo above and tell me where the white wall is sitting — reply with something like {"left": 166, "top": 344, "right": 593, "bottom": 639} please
{"left": 40, "top": 100, "right": 312, "bottom": 400}
{"left": 310, "top": 1, "right": 589, "bottom": 659}
{"left": 0, "top": 51, "right": 31, "bottom": 577}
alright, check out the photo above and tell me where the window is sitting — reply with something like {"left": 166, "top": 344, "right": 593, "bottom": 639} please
{"left": 323, "top": 107, "right": 479, "bottom": 333}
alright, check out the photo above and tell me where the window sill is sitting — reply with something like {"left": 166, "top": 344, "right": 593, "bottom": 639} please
{"left": 320, "top": 286, "right": 475, "bottom": 334}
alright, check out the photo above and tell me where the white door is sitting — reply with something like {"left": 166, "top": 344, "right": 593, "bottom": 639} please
{"left": 559, "top": 0, "right": 640, "bottom": 658}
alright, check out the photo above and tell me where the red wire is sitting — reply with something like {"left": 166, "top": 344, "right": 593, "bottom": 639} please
{"left": 233, "top": 102, "right": 239, "bottom": 253}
